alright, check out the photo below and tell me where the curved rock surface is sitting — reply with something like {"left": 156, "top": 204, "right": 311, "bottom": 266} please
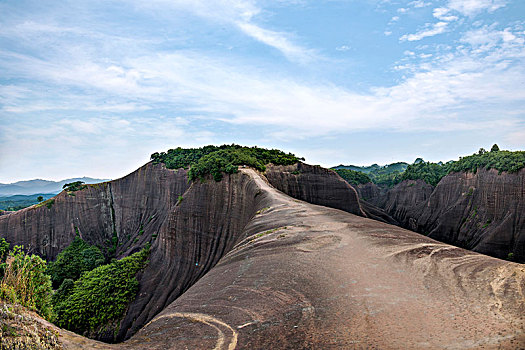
{"left": 0, "top": 162, "right": 189, "bottom": 261}
{"left": 2, "top": 166, "right": 524, "bottom": 349}
{"left": 266, "top": 163, "right": 396, "bottom": 225}
{"left": 419, "top": 169, "right": 525, "bottom": 262}
{"left": 361, "top": 169, "right": 525, "bottom": 262}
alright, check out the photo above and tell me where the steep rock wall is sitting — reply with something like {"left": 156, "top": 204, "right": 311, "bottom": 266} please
{"left": 361, "top": 169, "right": 525, "bottom": 262}
{"left": 381, "top": 179, "right": 433, "bottom": 230}
{"left": 356, "top": 182, "right": 383, "bottom": 205}
{"left": 264, "top": 163, "right": 365, "bottom": 217}
{"left": 0, "top": 162, "right": 189, "bottom": 260}
{"left": 118, "top": 170, "right": 268, "bottom": 341}
{"left": 417, "top": 168, "right": 525, "bottom": 261}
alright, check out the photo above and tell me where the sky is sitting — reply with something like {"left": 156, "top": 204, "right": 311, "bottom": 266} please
{"left": 1, "top": 0, "right": 524, "bottom": 183}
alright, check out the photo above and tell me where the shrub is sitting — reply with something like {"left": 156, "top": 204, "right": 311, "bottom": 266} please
{"left": 0, "top": 246, "right": 53, "bottom": 320}
{"left": 53, "top": 246, "right": 150, "bottom": 338}
{"left": 0, "top": 238, "right": 9, "bottom": 272}
{"left": 47, "top": 237, "right": 105, "bottom": 288}
{"left": 151, "top": 145, "right": 302, "bottom": 182}
{"left": 62, "top": 181, "right": 86, "bottom": 192}
{"left": 51, "top": 278, "right": 74, "bottom": 306}
{"left": 335, "top": 169, "right": 372, "bottom": 186}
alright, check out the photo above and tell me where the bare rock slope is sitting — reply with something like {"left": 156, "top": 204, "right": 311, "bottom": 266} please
{"left": 1, "top": 164, "right": 524, "bottom": 349}
{"left": 360, "top": 169, "right": 525, "bottom": 262}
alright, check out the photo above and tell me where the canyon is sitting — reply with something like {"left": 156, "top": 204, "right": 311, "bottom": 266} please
{"left": 0, "top": 161, "right": 523, "bottom": 348}
{"left": 357, "top": 168, "right": 525, "bottom": 263}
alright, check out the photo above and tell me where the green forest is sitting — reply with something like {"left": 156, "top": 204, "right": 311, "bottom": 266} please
{"left": 151, "top": 144, "right": 303, "bottom": 181}
{"left": 0, "top": 237, "right": 150, "bottom": 341}
{"left": 335, "top": 145, "right": 525, "bottom": 187}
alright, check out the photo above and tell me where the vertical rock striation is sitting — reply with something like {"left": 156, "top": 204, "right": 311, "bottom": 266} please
{"left": 264, "top": 163, "right": 365, "bottom": 216}
{"left": 360, "top": 168, "right": 525, "bottom": 262}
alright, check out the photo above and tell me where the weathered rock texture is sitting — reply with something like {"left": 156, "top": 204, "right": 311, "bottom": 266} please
{"left": 264, "top": 163, "right": 365, "bottom": 216}
{"left": 1, "top": 164, "right": 524, "bottom": 349}
{"left": 265, "top": 163, "right": 397, "bottom": 224}
{"left": 356, "top": 181, "right": 383, "bottom": 203}
{"left": 0, "top": 162, "right": 189, "bottom": 261}
{"left": 6, "top": 167, "right": 524, "bottom": 349}
{"left": 419, "top": 169, "right": 525, "bottom": 262}
{"left": 361, "top": 169, "right": 525, "bottom": 262}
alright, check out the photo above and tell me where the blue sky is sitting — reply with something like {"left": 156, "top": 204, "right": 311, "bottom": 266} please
{"left": 1, "top": 0, "right": 524, "bottom": 182}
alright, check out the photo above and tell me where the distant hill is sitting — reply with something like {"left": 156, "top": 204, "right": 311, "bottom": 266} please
{"left": 0, "top": 177, "right": 110, "bottom": 196}
{"left": 332, "top": 164, "right": 381, "bottom": 173}
{"left": 332, "top": 162, "right": 409, "bottom": 187}
{"left": 0, "top": 193, "right": 57, "bottom": 211}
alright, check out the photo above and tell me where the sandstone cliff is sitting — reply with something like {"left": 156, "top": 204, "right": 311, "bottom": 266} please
{"left": 264, "top": 163, "right": 365, "bottom": 216}
{"left": 2, "top": 167, "right": 523, "bottom": 349}
{"left": 360, "top": 169, "right": 525, "bottom": 262}
{"left": 419, "top": 168, "right": 525, "bottom": 262}
{"left": 0, "top": 162, "right": 189, "bottom": 261}
{"left": 265, "top": 163, "right": 397, "bottom": 224}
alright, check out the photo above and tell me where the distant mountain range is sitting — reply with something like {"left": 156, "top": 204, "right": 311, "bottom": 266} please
{"left": 0, "top": 177, "right": 110, "bottom": 196}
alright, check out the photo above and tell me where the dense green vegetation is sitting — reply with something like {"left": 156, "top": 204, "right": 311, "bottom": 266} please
{"left": 448, "top": 149, "right": 525, "bottom": 174}
{"left": 336, "top": 145, "right": 525, "bottom": 187}
{"left": 0, "top": 236, "right": 150, "bottom": 340}
{"left": 53, "top": 246, "right": 150, "bottom": 338}
{"left": 151, "top": 145, "right": 303, "bottom": 181}
{"left": 335, "top": 169, "right": 372, "bottom": 185}
{"left": 333, "top": 162, "right": 408, "bottom": 187}
{"left": 0, "top": 243, "right": 53, "bottom": 320}
{"left": 47, "top": 237, "right": 105, "bottom": 288}
{"left": 401, "top": 146, "right": 525, "bottom": 186}
{"left": 400, "top": 161, "right": 451, "bottom": 187}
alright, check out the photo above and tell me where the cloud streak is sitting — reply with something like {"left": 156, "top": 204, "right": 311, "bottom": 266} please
{"left": 400, "top": 22, "right": 449, "bottom": 41}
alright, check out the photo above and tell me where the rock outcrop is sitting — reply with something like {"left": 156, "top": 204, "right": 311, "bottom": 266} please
{"left": 418, "top": 168, "right": 525, "bottom": 262}
{"left": 2, "top": 167, "right": 524, "bottom": 349}
{"left": 264, "top": 163, "right": 365, "bottom": 216}
{"left": 265, "top": 163, "right": 397, "bottom": 224}
{"left": 360, "top": 169, "right": 525, "bottom": 262}
{"left": 0, "top": 162, "right": 189, "bottom": 261}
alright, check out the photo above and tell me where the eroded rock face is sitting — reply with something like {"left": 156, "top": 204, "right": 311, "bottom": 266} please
{"left": 1, "top": 164, "right": 524, "bottom": 349}
{"left": 418, "top": 169, "right": 525, "bottom": 262}
{"left": 118, "top": 170, "right": 268, "bottom": 341}
{"left": 0, "top": 162, "right": 189, "bottom": 261}
{"left": 380, "top": 179, "right": 433, "bottom": 230}
{"left": 356, "top": 182, "right": 383, "bottom": 205}
{"left": 361, "top": 169, "right": 525, "bottom": 262}
{"left": 264, "top": 163, "right": 365, "bottom": 217}
{"left": 0, "top": 163, "right": 270, "bottom": 342}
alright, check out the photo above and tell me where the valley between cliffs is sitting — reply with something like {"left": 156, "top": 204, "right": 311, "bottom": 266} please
{"left": 1, "top": 164, "right": 524, "bottom": 349}
{"left": 358, "top": 168, "right": 525, "bottom": 262}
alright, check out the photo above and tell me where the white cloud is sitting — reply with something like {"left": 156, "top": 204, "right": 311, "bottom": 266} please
{"left": 336, "top": 45, "right": 350, "bottom": 51}
{"left": 236, "top": 22, "right": 317, "bottom": 63}
{"left": 3, "top": 22, "right": 524, "bottom": 139}
{"left": 433, "top": 7, "right": 459, "bottom": 21}
{"left": 129, "top": 0, "right": 315, "bottom": 64}
{"left": 460, "top": 25, "right": 525, "bottom": 50}
{"left": 409, "top": 0, "right": 432, "bottom": 8}
{"left": 446, "top": 0, "right": 507, "bottom": 16}
{"left": 400, "top": 22, "right": 449, "bottom": 41}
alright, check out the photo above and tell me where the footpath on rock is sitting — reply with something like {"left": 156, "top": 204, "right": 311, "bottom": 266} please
{"left": 45, "top": 168, "right": 525, "bottom": 349}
